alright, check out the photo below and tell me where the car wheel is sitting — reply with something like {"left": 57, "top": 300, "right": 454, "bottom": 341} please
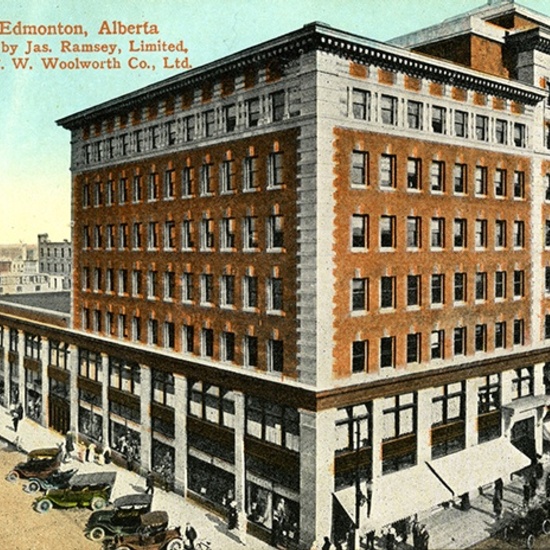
{"left": 88, "top": 526, "right": 106, "bottom": 541}
{"left": 116, "top": 546, "right": 132, "bottom": 550}
{"left": 35, "top": 499, "right": 52, "bottom": 513}
{"left": 26, "top": 480, "right": 41, "bottom": 493}
{"left": 91, "top": 496, "right": 106, "bottom": 511}
{"left": 5, "top": 471, "right": 19, "bottom": 483}
{"left": 527, "top": 533, "right": 535, "bottom": 549}
{"left": 166, "top": 539, "right": 184, "bottom": 550}
{"left": 543, "top": 519, "right": 550, "bottom": 535}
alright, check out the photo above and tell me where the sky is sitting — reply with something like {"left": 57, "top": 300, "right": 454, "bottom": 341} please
{"left": 0, "top": 0, "right": 546, "bottom": 243}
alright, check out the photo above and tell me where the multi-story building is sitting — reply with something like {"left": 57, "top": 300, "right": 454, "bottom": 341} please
{"left": 3, "top": 0, "right": 550, "bottom": 547}
{"left": 37, "top": 233, "right": 72, "bottom": 290}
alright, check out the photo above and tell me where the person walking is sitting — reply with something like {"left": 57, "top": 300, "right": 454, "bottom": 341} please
{"left": 523, "top": 482, "right": 531, "bottom": 507}
{"left": 493, "top": 493, "right": 502, "bottom": 519}
{"left": 64, "top": 432, "right": 74, "bottom": 462}
{"left": 321, "top": 536, "right": 332, "bottom": 550}
{"left": 227, "top": 500, "right": 238, "bottom": 530}
{"left": 11, "top": 406, "right": 21, "bottom": 432}
{"left": 494, "top": 478, "right": 503, "bottom": 501}
{"left": 185, "top": 522, "right": 197, "bottom": 550}
{"left": 145, "top": 470, "right": 155, "bottom": 495}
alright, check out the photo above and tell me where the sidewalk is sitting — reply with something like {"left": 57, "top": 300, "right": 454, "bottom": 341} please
{"left": 0, "top": 408, "right": 273, "bottom": 550}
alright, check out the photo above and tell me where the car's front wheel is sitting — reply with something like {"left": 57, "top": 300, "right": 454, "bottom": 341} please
{"left": 26, "top": 480, "right": 41, "bottom": 493}
{"left": 166, "top": 539, "right": 184, "bottom": 550}
{"left": 116, "top": 546, "right": 132, "bottom": 550}
{"left": 5, "top": 471, "right": 19, "bottom": 483}
{"left": 88, "top": 526, "right": 106, "bottom": 541}
{"left": 90, "top": 496, "right": 106, "bottom": 511}
{"left": 35, "top": 499, "right": 52, "bottom": 513}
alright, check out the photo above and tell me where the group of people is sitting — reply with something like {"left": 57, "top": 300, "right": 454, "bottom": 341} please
{"left": 522, "top": 459, "right": 545, "bottom": 508}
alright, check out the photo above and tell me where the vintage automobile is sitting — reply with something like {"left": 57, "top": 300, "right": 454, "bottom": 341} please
{"left": 34, "top": 471, "right": 117, "bottom": 513}
{"left": 24, "top": 468, "right": 78, "bottom": 493}
{"left": 112, "top": 511, "right": 184, "bottom": 550}
{"left": 496, "top": 500, "right": 550, "bottom": 549}
{"left": 6, "top": 447, "right": 63, "bottom": 483}
{"left": 84, "top": 493, "right": 153, "bottom": 542}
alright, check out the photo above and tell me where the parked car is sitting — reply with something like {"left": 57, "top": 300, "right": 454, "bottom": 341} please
{"left": 112, "top": 511, "right": 184, "bottom": 550}
{"left": 84, "top": 493, "right": 153, "bottom": 542}
{"left": 6, "top": 447, "right": 63, "bottom": 482}
{"left": 24, "top": 468, "right": 78, "bottom": 493}
{"left": 34, "top": 471, "right": 117, "bottom": 513}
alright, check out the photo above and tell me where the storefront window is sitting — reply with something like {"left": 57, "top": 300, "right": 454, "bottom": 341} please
{"left": 188, "top": 380, "right": 235, "bottom": 429}
{"left": 49, "top": 339, "right": 69, "bottom": 369}
{"left": 512, "top": 366, "right": 534, "bottom": 399}
{"left": 9, "top": 360, "right": 19, "bottom": 405}
{"left": 25, "top": 368, "right": 42, "bottom": 422}
{"left": 188, "top": 455, "right": 234, "bottom": 507}
{"left": 78, "top": 406, "right": 103, "bottom": 443}
{"left": 152, "top": 369, "right": 174, "bottom": 407}
{"left": 110, "top": 420, "right": 140, "bottom": 458}
{"left": 152, "top": 439, "right": 175, "bottom": 488}
{"left": 109, "top": 357, "right": 141, "bottom": 395}
{"left": 78, "top": 348, "right": 102, "bottom": 381}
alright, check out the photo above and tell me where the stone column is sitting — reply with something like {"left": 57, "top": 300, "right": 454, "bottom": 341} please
{"left": 139, "top": 363, "right": 152, "bottom": 474}
{"left": 173, "top": 373, "right": 187, "bottom": 495}
{"left": 69, "top": 344, "right": 79, "bottom": 435}
{"left": 371, "top": 398, "right": 384, "bottom": 480}
{"left": 534, "top": 362, "right": 545, "bottom": 456}
{"left": 233, "top": 391, "right": 246, "bottom": 543}
{"left": 2, "top": 328, "right": 9, "bottom": 408}
{"left": 101, "top": 354, "right": 109, "bottom": 448}
{"left": 465, "top": 378, "right": 479, "bottom": 449}
{"left": 299, "top": 408, "right": 336, "bottom": 549}
{"left": 40, "top": 336, "right": 48, "bottom": 427}
{"left": 417, "top": 388, "right": 433, "bottom": 463}
{"left": 16, "top": 329, "right": 25, "bottom": 412}
{"left": 501, "top": 369, "right": 515, "bottom": 436}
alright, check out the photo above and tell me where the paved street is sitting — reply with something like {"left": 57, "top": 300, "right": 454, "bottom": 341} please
{"left": 0, "top": 407, "right": 273, "bottom": 550}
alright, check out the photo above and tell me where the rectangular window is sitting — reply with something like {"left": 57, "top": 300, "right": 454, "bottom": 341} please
{"left": 135, "top": 130, "right": 143, "bottom": 153}
{"left": 407, "top": 101, "right": 423, "bottom": 130}
{"left": 512, "top": 366, "right": 533, "bottom": 399}
{"left": 147, "top": 270, "right": 158, "bottom": 299}
{"left": 270, "top": 90, "right": 285, "bottom": 122}
{"left": 513, "top": 270, "right": 525, "bottom": 298}
{"left": 164, "top": 322, "right": 175, "bottom": 349}
{"left": 182, "top": 166, "right": 193, "bottom": 197}
{"left": 381, "top": 95, "right": 398, "bottom": 125}
{"left": 494, "top": 169, "right": 507, "bottom": 197}
{"left": 453, "top": 164, "right": 467, "bottom": 194}
{"left": 352, "top": 340, "right": 368, "bottom": 373}
{"left": 432, "top": 106, "right": 446, "bottom": 134}
{"left": 380, "top": 336, "right": 395, "bottom": 368}
{"left": 182, "top": 273, "right": 193, "bottom": 302}
{"left": 514, "top": 123, "right": 526, "bottom": 147}
{"left": 220, "top": 160, "right": 235, "bottom": 193}
{"left": 181, "top": 220, "right": 194, "bottom": 250}
{"left": 475, "top": 272, "right": 487, "bottom": 301}
{"left": 407, "top": 217, "right": 421, "bottom": 248}
{"left": 183, "top": 325, "right": 194, "bottom": 353}
{"left": 513, "top": 221, "right": 525, "bottom": 248}
{"left": 132, "top": 222, "right": 142, "bottom": 249}
{"left": 267, "top": 215, "right": 284, "bottom": 249}
{"left": 132, "top": 175, "right": 142, "bottom": 203}
{"left": 380, "top": 277, "right": 395, "bottom": 309}
{"left": 513, "top": 320, "right": 525, "bottom": 346}
{"left": 379, "top": 154, "right": 396, "bottom": 189}
{"left": 164, "top": 170, "right": 175, "bottom": 199}
{"left": 268, "top": 339, "right": 284, "bottom": 372}
{"left": 495, "top": 271, "right": 506, "bottom": 299}
{"left": 495, "top": 220, "right": 506, "bottom": 248}
{"left": 247, "top": 98, "right": 260, "bottom": 128}
{"left": 132, "top": 270, "right": 142, "bottom": 297}
{"left": 352, "top": 151, "right": 368, "bottom": 187}
{"left": 221, "top": 275, "right": 235, "bottom": 307}
{"left": 268, "top": 278, "right": 284, "bottom": 311}
{"left": 201, "top": 328, "right": 214, "bottom": 357}
{"left": 495, "top": 119, "right": 507, "bottom": 144}
{"left": 513, "top": 171, "right": 525, "bottom": 199}
{"left": 454, "top": 272, "right": 466, "bottom": 303}
{"left": 352, "top": 88, "right": 371, "bottom": 120}
{"left": 352, "top": 215, "right": 368, "bottom": 249}
{"left": 148, "top": 222, "right": 159, "bottom": 249}
{"left": 243, "top": 216, "right": 259, "bottom": 250}
{"left": 148, "top": 319, "right": 159, "bottom": 346}
{"left": 475, "top": 115, "right": 488, "bottom": 141}
{"left": 380, "top": 216, "right": 396, "bottom": 249}
{"left": 164, "top": 271, "right": 175, "bottom": 301}
{"left": 495, "top": 322, "right": 506, "bottom": 349}
{"left": 475, "top": 219, "right": 487, "bottom": 248}
{"left": 221, "top": 332, "right": 235, "bottom": 362}
{"left": 201, "top": 218, "right": 215, "bottom": 250}
{"left": 224, "top": 104, "right": 236, "bottom": 132}
{"left": 203, "top": 110, "right": 215, "bottom": 137}
{"left": 221, "top": 218, "right": 236, "bottom": 250}
{"left": 268, "top": 152, "right": 283, "bottom": 188}
{"left": 407, "top": 275, "right": 421, "bottom": 307}
{"left": 453, "top": 219, "right": 467, "bottom": 248}
{"left": 407, "top": 158, "right": 421, "bottom": 190}
{"left": 119, "top": 269, "right": 128, "bottom": 295}
{"left": 431, "top": 330, "right": 444, "bottom": 359}
{"left": 200, "top": 164, "right": 212, "bottom": 195}
{"left": 545, "top": 221, "right": 550, "bottom": 248}
{"left": 351, "top": 279, "right": 367, "bottom": 311}
{"left": 546, "top": 267, "right": 550, "bottom": 294}
{"left": 244, "top": 335, "right": 258, "bottom": 367}
{"left": 431, "top": 274, "right": 444, "bottom": 305}
{"left": 407, "top": 333, "right": 421, "bottom": 364}
{"left": 430, "top": 161, "right": 445, "bottom": 192}
{"left": 200, "top": 274, "right": 214, "bottom": 305}
{"left": 148, "top": 172, "right": 159, "bottom": 201}
{"left": 475, "top": 166, "right": 488, "bottom": 196}
{"left": 454, "top": 327, "right": 467, "bottom": 356}
{"left": 454, "top": 111, "right": 468, "bottom": 138}
{"left": 430, "top": 218, "right": 445, "bottom": 249}
{"left": 164, "top": 221, "right": 176, "bottom": 250}
{"left": 182, "top": 115, "right": 195, "bottom": 142}
{"left": 243, "top": 156, "right": 258, "bottom": 191}
{"left": 243, "top": 276, "right": 258, "bottom": 309}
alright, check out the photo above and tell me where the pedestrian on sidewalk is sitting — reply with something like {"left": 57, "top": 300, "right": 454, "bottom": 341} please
{"left": 103, "top": 446, "right": 111, "bottom": 465}
{"left": 494, "top": 477, "right": 503, "bottom": 501}
{"left": 126, "top": 446, "right": 135, "bottom": 472}
{"left": 419, "top": 525, "right": 429, "bottom": 550}
{"left": 493, "top": 493, "right": 502, "bottom": 519}
{"left": 185, "top": 522, "right": 197, "bottom": 550}
{"left": 321, "top": 536, "right": 332, "bottom": 550}
{"left": 523, "top": 482, "right": 532, "bottom": 507}
{"left": 227, "top": 499, "right": 238, "bottom": 530}
{"left": 145, "top": 470, "right": 155, "bottom": 495}
{"left": 11, "top": 406, "right": 21, "bottom": 432}
{"left": 86, "top": 442, "right": 96, "bottom": 462}
{"left": 366, "top": 530, "right": 375, "bottom": 550}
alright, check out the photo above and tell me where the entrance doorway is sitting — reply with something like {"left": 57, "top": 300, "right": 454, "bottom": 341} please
{"left": 511, "top": 417, "right": 536, "bottom": 461}
{"left": 49, "top": 396, "right": 70, "bottom": 434}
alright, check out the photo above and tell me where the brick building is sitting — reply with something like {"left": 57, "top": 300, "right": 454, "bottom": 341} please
{"left": 37, "top": 233, "right": 72, "bottom": 290}
{"left": 2, "top": 1, "right": 550, "bottom": 547}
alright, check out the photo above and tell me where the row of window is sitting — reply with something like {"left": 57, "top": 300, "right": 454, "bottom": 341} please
{"left": 351, "top": 320, "right": 526, "bottom": 372}
{"left": 82, "top": 268, "right": 285, "bottom": 312}
{"left": 351, "top": 214, "right": 527, "bottom": 251}
{"left": 82, "top": 90, "right": 287, "bottom": 165}
{"left": 351, "top": 88, "right": 527, "bottom": 147}
{"left": 80, "top": 310, "right": 285, "bottom": 373}
{"left": 81, "top": 151, "right": 284, "bottom": 207}
{"left": 351, "top": 150, "right": 527, "bottom": 198}
{"left": 40, "top": 247, "right": 71, "bottom": 258}
{"left": 82, "top": 214, "right": 284, "bottom": 252}
{"left": 350, "top": 269, "right": 525, "bottom": 313}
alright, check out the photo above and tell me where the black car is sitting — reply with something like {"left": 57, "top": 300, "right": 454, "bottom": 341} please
{"left": 24, "top": 468, "right": 77, "bottom": 493}
{"left": 84, "top": 493, "right": 153, "bottom": 542}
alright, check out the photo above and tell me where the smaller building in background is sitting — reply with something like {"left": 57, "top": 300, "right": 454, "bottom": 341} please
{"left": 37, "top": 234, "right": 72, "bottom": 290}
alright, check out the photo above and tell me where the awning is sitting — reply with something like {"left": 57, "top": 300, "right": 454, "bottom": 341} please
{"left": 334, "top": 463, "right": 452, "bottom": 531}
{"left": 428, "top": 438, "right": 530, "bottom": 497}
{"left": 502, "top": 394, "right": 550, "bottom": 415}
